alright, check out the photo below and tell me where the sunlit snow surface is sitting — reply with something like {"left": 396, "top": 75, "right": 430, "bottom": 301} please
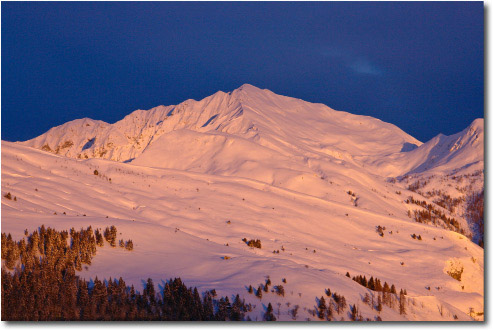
{"left": 3, "top": 85, "right": 483, "bottom": 321}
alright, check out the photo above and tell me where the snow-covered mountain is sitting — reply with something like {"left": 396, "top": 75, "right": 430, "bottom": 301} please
{"left": 360, "top": 118, "right": 483, "bottom": 178}
{"left": 3, "top": 84, "right": 484, "bottom": 321}
{"left": 23, "top": 84, "right": 421, "bottom": 163}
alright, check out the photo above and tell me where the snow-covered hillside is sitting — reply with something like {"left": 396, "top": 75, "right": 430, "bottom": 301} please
{"left": 3, "top": 84, "right": 483, "bottom": 321}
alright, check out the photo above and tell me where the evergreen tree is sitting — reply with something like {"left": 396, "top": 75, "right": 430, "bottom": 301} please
{"left": 399, "top": 289, "right": 406, "bottom": 315}
{"left": 256, "top": 286, "right": 263, "bottom": 299}
{"left": 327, "top": 301, "right": 333, "bottom": 320}
{"left": 264, "top": 303, "right": 276, "bottom": 321}
{"left": 231, "top": 294, "right": 245, "bottom": 321}
{"left": 383, "top": 282, "right": 390, "bottom": 305}
{"left": 350, "top": 304, "right": 358, "bottom": 321}
{"left": 339, "top": 296, "right": 347, "bottom": 313}
{"left": 377, "top": 294, "right": 383, "bottom": 312}
{"left": 318, "top": 296, "right": 327, "bottom": 319}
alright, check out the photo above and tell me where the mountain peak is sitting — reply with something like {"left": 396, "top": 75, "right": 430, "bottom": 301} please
{"left": 232, "top": 83, "right": 274, "bottom": 98}
{"left": 235, "top": 83, "right": 263, "bottom": 92}
{"left": 468, "top": 118, "right": 484, "bottom": 132}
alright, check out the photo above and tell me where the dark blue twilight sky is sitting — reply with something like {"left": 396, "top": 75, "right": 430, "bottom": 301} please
{"left": 2, "top": 2, "right": 483, "bottom": 142}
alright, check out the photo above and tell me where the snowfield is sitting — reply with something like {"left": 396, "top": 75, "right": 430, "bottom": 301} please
{"left": 2, "top": 84, "right": 483, "bottom": 321}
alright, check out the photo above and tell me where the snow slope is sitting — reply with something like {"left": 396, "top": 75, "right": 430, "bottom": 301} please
{"left": 360, "top": 118, "right": 484, "bottom": 178}
{"left": 1, "top": 140, "right": 483, "bottom": 321}
{"left": 3, "top": 84, "right": 484, "bottom": 321}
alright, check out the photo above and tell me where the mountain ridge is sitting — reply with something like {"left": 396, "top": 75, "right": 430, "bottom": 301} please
{"left": 2, "top": 84, "right": 484, "bottom": 321}
{"left": 21, "top": 84, "right": 421, "bottom": 163}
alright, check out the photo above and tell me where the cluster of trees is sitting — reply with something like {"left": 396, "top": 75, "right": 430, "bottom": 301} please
{"left": 349, "top": 304, "right": 363, "bottom": 321}
{"left": 349, "top": 273, "right": 407, "bottom": 315}
{"left": 103, "top": 225, "right": 118, "bottom": 247}
{"left": 273, "top": 285, "right": 285, "bottom": 297}
{"left": 319, "top": 288, "right": 347, "bottom": 319}
{"left": 3, "top": 192, "right": 17, "bottom": 201}
{"left": 447, "top": 266, "right": 464, "bottom": 282}
{"left": 1, "top": 227, "right": 254, "bottom": 321}
{"left": 466, "top": 190, "right": 484, "bottom": 247}
{"left": 411, "top": 233, "right": 422, "bottom": 240}
{"left": 242, "top": 238, "right": 261, "bottom": 249}
{"left": 248, "top": 277, "right": 285, "bottom": 299}
{"left": 406, "top": 197, "right": 464, "bottom": 234}
{"left": 1, "top": 225, "right": 133, "bottom": 272}
{"left": 432, "top": 192, "right": 464, "bottom": 214}
{"left": 375, "top": 226, "right": 386, "bottom": 237}
{"left": 407, "top": 179, "right": 429, "bottom": 192}
{"left": 2, "top": 266, "right": 251, "bottom": 321}
{"left": 2, "top": 226, "right": 94, "bottom": 272}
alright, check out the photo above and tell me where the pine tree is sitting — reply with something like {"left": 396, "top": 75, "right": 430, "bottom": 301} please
{"left": 318, "top": 296, "right": 327, "bottom": 319}
{"left": 340, "top": 296, "right": 347, "bottom": 313}
{"left": 362, "top": 276, "right": 368, "bottom": 287}
{"left": 264, "top": 303, "right": 276, "bottom": 321}
{"left": 256, "top": 286, "right": 263, "bottom": 299}
{"left": 231, "top": 294, "right": 245, "bottom": 321}
{"left": 375, "top": 278, "right": 383, "bottom": 291}
{"left": 377, "top": 294, "right": 383, "bottom": 312}
{"left": 399, "top": 289, "right": 406, "bottom": 315}
{"left": 327, "top": 301, "right": 333, "bottom": 320}
{"left": 350, "top": 304, "right": 358, "bottom": 321}
{"left": 383, "top": 282, "right": 390, "bottom": 305}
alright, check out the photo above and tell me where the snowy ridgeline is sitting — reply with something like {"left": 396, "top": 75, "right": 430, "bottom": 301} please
{"left": 2, "top": 84, "right": 484, "bottom": 321}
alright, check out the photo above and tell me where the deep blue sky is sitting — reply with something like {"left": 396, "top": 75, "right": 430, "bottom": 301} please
{"left": 2, "top": 2, "right": 483, "bottom": 142}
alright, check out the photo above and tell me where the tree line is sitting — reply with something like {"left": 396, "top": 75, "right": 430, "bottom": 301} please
{"left": 1, "top": 226, "right": 251, "bottom": 321}
{"left": 406, "top": 196, "right": 464, "bottom": 234}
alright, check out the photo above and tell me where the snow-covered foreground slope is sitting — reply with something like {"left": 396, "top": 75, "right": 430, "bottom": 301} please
{"left": 1, "top": 141, "right": 483, "bottom": 321}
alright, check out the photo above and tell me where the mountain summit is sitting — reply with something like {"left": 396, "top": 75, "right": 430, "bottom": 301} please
{"left": 23, "top": 84, "right": 420, "bottom": 162}
{"left": 3, "top": 84, "right": 484, "bottom": 321}
{"left": 19, "top": 84, "right": 482, "bottom": 217}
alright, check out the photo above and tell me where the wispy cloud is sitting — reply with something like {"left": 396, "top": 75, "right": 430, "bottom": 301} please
{"left": 319, "top": 46, "right": 383, "bottom": 76}
{"left": 349, "top": 59, "right": 382, "bottom": 75}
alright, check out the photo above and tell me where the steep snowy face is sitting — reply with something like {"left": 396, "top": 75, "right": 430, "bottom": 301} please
{"left": 21, "top": 90, "right": 250, "bottom": 162}
{"left": 21, "top": 84, "right": 421, "bottom": 164}
{"left": 361, "top": 119, "right": 484, "bottom": 178}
